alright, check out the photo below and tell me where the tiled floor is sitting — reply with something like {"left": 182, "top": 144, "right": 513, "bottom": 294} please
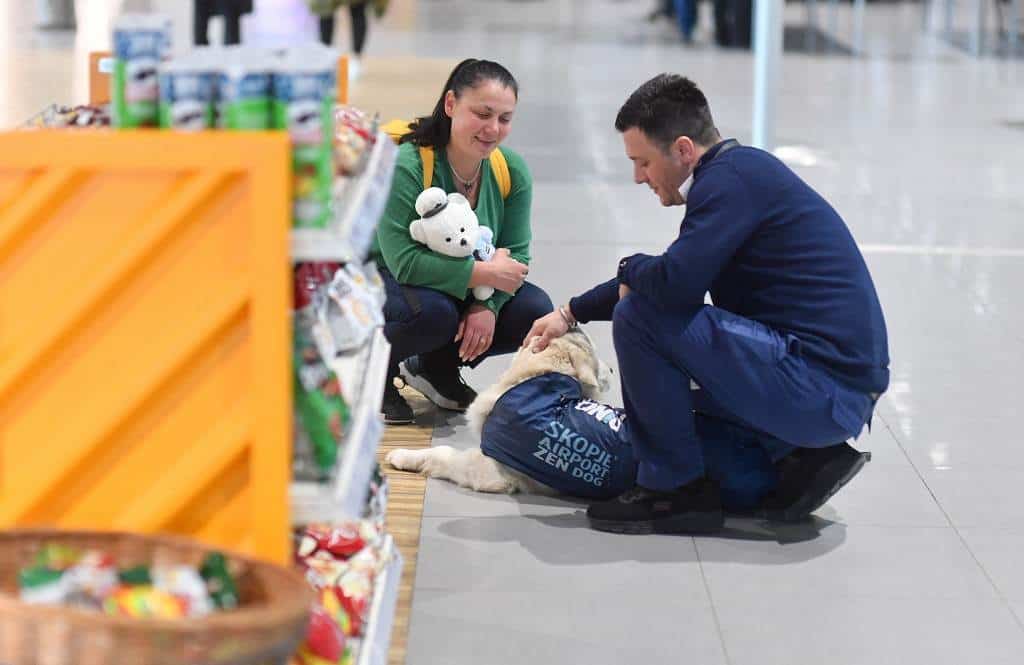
{"left": 5, "top": 0, "right": 1024, "bottom": 663}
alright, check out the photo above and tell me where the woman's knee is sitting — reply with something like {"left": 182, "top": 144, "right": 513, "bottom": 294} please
{"left": 497, "top": 283, "right": 553, "bottom": 336}
{"left": 507, "top": 282, "right": 554, "bottom": 320}
{"left": 385, "top": 287, "right": 460, "bottom": 347}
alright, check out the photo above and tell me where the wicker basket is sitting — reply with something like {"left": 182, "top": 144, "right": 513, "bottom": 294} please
{"left": 0, "top": 529, "right": 313, "bottom": 665}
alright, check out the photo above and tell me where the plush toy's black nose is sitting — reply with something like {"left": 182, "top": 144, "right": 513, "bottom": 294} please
{"left": 460, "top": 238, "right": 468, "bottom": 247}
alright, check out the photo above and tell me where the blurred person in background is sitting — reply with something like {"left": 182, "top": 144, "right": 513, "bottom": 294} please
{"left": 310, "top": 0, "right": 388, "bottom": 81}
{"left": 648, "top": 0, "right": 697, "bottom": 44}
{"left": 194, "top": 0, "right": 253, "bottom": 46}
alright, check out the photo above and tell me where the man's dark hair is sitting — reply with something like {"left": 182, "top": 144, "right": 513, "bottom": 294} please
{"left": 614, "top": 74, "right": 720, "bottom": 151}
{"left": 401, "top": 58, "right": 519, "bottom": 149}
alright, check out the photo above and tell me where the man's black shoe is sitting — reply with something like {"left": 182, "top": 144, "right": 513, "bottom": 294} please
{"left": 400, "top": 355, "right": 477, "bottom": 412}
{"left": 381, "top": 381, "right": 414, "bottom": 425}
{"left": 760, "top": 443, "right": 872, "bottom": 522}
{"left": 586, "top": 478, "right": 724, "bottom": 535}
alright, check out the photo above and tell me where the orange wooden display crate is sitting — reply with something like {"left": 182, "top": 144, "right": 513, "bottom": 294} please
{"left": 0, "top": 129, "right": 293, "bottom": 564}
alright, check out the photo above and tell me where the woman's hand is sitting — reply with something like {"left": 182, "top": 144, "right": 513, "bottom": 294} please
{"left": 471, "top": 248, "right": 528, "bottom": 294}
{"left": 455, "top": 304, "right": 497, "bottom": 362}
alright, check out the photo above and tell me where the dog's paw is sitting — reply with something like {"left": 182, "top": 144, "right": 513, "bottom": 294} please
{"left": 386, "top": 449, "right": 424, "bottom": 472}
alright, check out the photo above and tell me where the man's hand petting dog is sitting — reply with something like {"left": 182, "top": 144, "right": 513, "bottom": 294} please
{"left": 523, "top": 310, "right": 569, "bottom": 352}
{"left": 456, "top": 304, "right": 496, "bottom": 362}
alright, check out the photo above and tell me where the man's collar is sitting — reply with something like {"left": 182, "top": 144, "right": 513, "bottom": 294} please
{"left": 694, "top": 138, "right": 739, "bottom": 175}
{"left": 680, "top": 139, "right": 739, "bottom": 203}
{"left": 678, "top": 174, "right": 695, "bottom": 202}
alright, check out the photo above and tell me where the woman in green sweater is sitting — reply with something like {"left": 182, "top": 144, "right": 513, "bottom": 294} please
{"left": 370, "top": 59, "right": 553, "bottom": 424}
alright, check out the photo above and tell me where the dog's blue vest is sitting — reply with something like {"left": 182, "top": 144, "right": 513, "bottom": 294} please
{"left": 480, "top": 373, "right": 780, "bottom": 508}
{"left": 480, "top": 373, "right": 637, "bottom": 499}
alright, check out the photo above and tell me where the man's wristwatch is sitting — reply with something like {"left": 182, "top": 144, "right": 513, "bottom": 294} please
{"left": 558, "top": 305, "right": 578, "bottom": 330}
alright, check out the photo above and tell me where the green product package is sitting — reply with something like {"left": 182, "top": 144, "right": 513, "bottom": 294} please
{"left": 293, "top": 316, "right": 350, "bottom": 475}
{"left": 118, "top": 565, "right": 153, "bottom": 585}
{"left": 218, "top": 69, "right": 272, "bottom": 130}
{"left": 158, "top": 59, "right": 216, "bottom": 130}
{"left": 113, "top": 60, "right": 158, "bottom": 128}
{"left": 111, "top": 14, "right": 170, "bottom": 128}
{"left": 272, "top": 56, "right": 337, "bottom": 228}
{"left": 199, "top": 552, "right": 239, "bottom": 610}
{"left": 19, "top": 566, "right": 64, "bottom": 590}
{"left": 18, "top": 566, "right": 67, "bottom": 604}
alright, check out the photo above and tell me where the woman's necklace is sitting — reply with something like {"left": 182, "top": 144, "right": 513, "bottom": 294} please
{"left": 450, "top": 159, "right": 482, "bottom": 192}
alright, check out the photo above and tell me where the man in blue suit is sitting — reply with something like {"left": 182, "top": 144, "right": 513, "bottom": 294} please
{"left": 526, "top": 74, "right": 889, "bottom": 535}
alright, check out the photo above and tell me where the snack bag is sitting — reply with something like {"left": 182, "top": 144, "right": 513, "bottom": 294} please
{"left": 112, "top": 13, "right": 171, "bottom": 128}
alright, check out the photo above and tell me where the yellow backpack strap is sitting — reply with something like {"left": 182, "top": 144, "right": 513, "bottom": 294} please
{"left": 489, "top": 148, "right": 511, "bottom": 199}
{"left": 418, "top": 146, "right": 434, "bottom": 190}
{"left": 383, "top": 118, "right": 509, "bottom": 197}
{"left": 382, "top": 118, "right": 436, "bottom": 190}
{"left": 381, "top": 118, "right": 411, "bottom": 144}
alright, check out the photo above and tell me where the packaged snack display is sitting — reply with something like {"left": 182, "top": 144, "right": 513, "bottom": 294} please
{"left": 199, "top": 551, "right": 241, "bottom": 610}
{"left": 112, "top": 13, "right": 172, "bottom": 128}
{"left": 273, "top": 46, "right": 339, "bottom": 228}
{"left": 155, "top": 565, "right": 214, "bottom": 615}
{"left": 365, "top": 464, "right": 389, "bottom": 523}
{"left": 295, "top": 605, "right": 350, "bottom": 665}
{"left": 321, "top": 279, "right": 377, "bottom": 355}
{"left": 158, "top": 53, "right": 216, "bottom": 130}
{"left": 333, "top": 105, "right": 377, "bottom": 177}
{"left": 293, "top": 262, "right": 350, "bottom": 481}
{"left": 19, "top": 566, "right": 69, "bottom": 605}
{"left": 218, "top": 47, "right": 274, "bottom": 130}
{"left": 24, "top": 104, "right": 111, "bottom": 128}
{"left": 317, "top": 263, "right": 384, "bottom": 356}
{"left": 104, "top": 586, "right": 189, "bottom": 618}
{"left": 16, "top": 544, "right": 238, "bottom": 618}
{"left": 34, "top": 20, "right": 405, "bottom": 244}
{"left": 294, "top": 522, "right": 386, "bottom": 644}
{"left": 293, "top": 330, "right": 349, "bottom": 480}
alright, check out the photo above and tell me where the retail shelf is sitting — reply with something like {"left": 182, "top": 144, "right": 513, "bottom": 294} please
{"left": 290, "top": 326, "right": 391, "bottom": 525}
{"left": 291, "top": 132, "right": 398, "bottom": 262}
{"left": 356, "top": 535, "right": 403, "bottom": 665}
{"left": 290, "top": 228, "right": 356, "bottom": 264}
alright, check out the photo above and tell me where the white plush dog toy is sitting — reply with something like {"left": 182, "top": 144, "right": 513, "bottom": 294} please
{"left": 410, "top": 187, "right": 496, "bottom": 300}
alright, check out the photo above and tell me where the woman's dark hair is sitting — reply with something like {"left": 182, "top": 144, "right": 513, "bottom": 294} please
{"left": 614, "top": 74, "right": 720, "bottom": 151}
{"left": 400, "top": 58, "right": 519, "bottom": 148}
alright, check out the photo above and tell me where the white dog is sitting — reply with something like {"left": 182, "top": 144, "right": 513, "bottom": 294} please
{"left": 385, "top": 330, "right": 621, "bottom": 496}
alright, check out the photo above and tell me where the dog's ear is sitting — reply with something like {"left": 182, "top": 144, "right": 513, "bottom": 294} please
{"left": 566, "top": 340, "right": 600, "bottom": 393}
{"left": 596, "top": 359, "right": 613, "bottom": 394}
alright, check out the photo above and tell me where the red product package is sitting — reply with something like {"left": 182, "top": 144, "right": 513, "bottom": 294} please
{"left": 294, "top": 262, "right": 342, "bottom": 311}
{"left": 299, "top": 524, "right": 365, "bottom": 560}
{"left": 333, "top": 583, "right": 369, "bottom": 637}
{"left": 298, "top": 604, "right": 347, "bottom": 663}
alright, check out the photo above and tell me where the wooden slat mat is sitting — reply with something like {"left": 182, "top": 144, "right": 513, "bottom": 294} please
{"left": 376, "top": 390, "right": 436, "bottom": 665}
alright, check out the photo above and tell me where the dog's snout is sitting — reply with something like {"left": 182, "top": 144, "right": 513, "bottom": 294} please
{"left": 460, "top": 238, "right": 468, "bottom": 247}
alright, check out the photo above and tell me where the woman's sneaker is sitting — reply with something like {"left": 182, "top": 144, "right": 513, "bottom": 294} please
{"left": 381, "top": 381, "right": 414, "bottom": 425}
{"left": 400, "top": 356, "right": 477, "bottom": 411}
